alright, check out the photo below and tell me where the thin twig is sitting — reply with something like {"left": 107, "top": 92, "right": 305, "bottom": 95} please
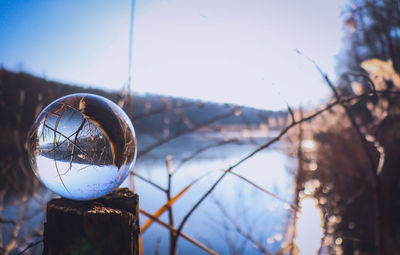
{"left": 226, "top": 170, "right": 297, "bottom": 210}
{"left": 166, "top": 156, "right": 177, "bottom": 255}
{"left": 132, "top": 172, "right": 166, "bottom": 192}
{"left": 290, "top": 109, "right": 304, "bottom": 255}
{"left": 305, "top": 53, "right": 383, "bottom": 255}
{"left": 0, "top": 218, "right": 16, "bottom": 225}
{"left": 172, "top": 89, "right": 398, "bottom": 250}
{"left": 140, "top": 209, "right": 219, "bottom": 255}
{"left": 16, "top": 239, "right": 43, "bottom": 255}
{"left": 139, "top": 110, "right": 235, "bottom": 157}
{"left": 344, "top": 71, "right": 377, "bottom": 95}
{"left": 172, "top": 139, "right": 240, "bottom": 175}
{"left": 212, "top": 198, "right": 272, "bottom": 255}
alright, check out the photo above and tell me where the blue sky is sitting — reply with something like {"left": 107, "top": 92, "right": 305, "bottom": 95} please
{"left": 0, "top": 0, "right": 347, "bottom": 110}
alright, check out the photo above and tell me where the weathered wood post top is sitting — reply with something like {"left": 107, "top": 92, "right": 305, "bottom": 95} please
{"left": 43, "top": 188, "right": 139, "bottom": 255}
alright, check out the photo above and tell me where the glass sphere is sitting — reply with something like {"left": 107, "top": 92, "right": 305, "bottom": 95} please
{"left": 27, "top": 93, "right": 137, "bottom": 200}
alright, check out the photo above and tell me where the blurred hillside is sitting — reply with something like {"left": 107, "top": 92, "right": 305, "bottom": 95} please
{"left": 0, "top": 68, "right": 286, "bottom": 203}
{"left": 0, "top": 68, "right": 285, "bottom": 136}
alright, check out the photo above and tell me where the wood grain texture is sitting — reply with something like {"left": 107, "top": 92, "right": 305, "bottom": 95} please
{"left": 43, "top": 188, "right": 139, "bottom": 255}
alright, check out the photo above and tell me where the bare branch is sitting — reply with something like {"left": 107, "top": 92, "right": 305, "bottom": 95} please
{"left": 0, "top": 218, "right": 17, "bottom": 225}
{"left": 131, "top": 172, "right": 166, "bottom": 192}
{"left": 172, "top": 139, "right": 240, "bottom": 175}
{"left": 344, "top": 71, "right": 377, "bottom": 95}
{"left": 173, "top": 89, "right": 398, "bottom": 249}
{"left": 287, "top": 104, "right": 296, "bottom": 124}
{"left": 138, "top": 110, "right": 235, "bottom": 157}
{"left": 166, "top": 156, "right": 177, "bottom": 255}
{"left": 212, "top": 199, "right": 272, "bottom": 255}
{"left": 16, "top": 239, "right": 43, "bottom": 255}
{"left": 226, "top": 170, "right": 297, "bottom": 210}
{"left": 140, "top": 209, "right": 219, "bottom": 255}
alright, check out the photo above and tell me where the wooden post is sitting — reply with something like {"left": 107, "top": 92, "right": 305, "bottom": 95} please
{"left": 43, "top": 188, "right": 139, "bottom": 255}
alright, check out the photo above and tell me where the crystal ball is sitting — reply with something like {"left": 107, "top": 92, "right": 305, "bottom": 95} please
{"left": 27, "top": 93, "right": 137, "bottom": 200}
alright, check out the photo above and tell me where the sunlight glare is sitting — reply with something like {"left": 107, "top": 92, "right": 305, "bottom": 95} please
{"left": 309, "top": 161, "right": 318, "bottom": 171}
{"left": 302, "top": 140, "right": 316, "bottom": 150}
{"left": 304, "top": 179, "right": 320, "bottom": 195}
{"left": 295, "top": 197, "right": 324, "bottom": 255}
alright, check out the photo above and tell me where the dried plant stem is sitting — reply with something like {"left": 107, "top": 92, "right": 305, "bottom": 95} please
{"left": 172, "top": 89, "right": 398, "bottom": 251}
{"left": 132, "top": 172, "right": 166, "bottom": 192}
{"left": 172, "top": 139, "right": 240, "bottom": 176}
{"left": 297, "top": 49, "right": 386, "bottom": 254}
{"left": 316, "top": 61, "right": 383, "bottom": 255}
{"left": 213, "top": 199, "right": 272, "bottom": 255}
{"left": 166, "top": 156, "right": 177, "bottom": 255}
{"left": 227, "top": 170, "right": 297, "bottom": 210}
{"left": 290, "top": 108, "right": 304, "bottom": 255}
{"left": 16, "top": 239, "right": 43, "bottom": 255}
{"left": 140, "top": 209, "right": 219, "bottom": 255}
{"left": 139, "top": 110, "right": 235, "bottom": 157}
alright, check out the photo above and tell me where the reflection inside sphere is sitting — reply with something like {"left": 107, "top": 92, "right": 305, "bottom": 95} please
{"left": 28, "top": 93, "right": 136, "bottom": 200}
